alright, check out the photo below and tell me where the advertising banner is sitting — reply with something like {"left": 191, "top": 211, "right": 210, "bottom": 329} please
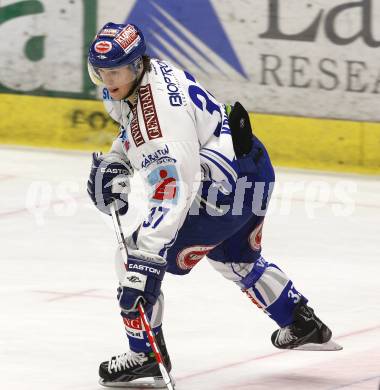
{"left": 1, "top": 0, "right": 379, "bottom": 121}
{"left": 1, "top": 0, "right": 379, "bottom": 172}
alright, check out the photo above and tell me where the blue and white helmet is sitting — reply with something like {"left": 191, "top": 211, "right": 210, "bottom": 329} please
{"left": 88, "top": 22, "right": 146, "bottom": 85}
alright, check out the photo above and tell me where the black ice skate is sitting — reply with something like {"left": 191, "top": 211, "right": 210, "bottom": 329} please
{"left": 271, "top": 302, "right": 342, "bottom": 351}
{"left": 99, "top": 329, "right": 173, "bottom": 388}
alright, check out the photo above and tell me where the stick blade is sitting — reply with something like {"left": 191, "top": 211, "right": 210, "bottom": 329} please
{"left": 294, "top": 339, "right": 343, "bottom": 351}
{"left": 158, "top": 362, "right": 176, "bottom": 389}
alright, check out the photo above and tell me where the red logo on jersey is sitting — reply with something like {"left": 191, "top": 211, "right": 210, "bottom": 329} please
{"left": 152, "top": 169, "right": 177, "bottom": 200}
{"left": 176, "top": 245, "right": 216, "bottom": 270}
{"left": 130, "top": 104, "right": 145, "bottom": 147}
{"left": 94, "top": 40, "right": 112, "bottom": 54}
{"left": 249, "top": 221, "right": 264, "bottom": 251}
{"left": 115, "top": 25, "right": 140, "bottom": 53}
{"left": 123, "top": 317, "right": 143, "bottom": 330}
{"left": 139, "top": 84, "right": 162, "bottom": 140}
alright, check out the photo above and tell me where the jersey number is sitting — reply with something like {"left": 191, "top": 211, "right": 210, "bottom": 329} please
{"left": 288, "top": 284, "right": 301, "bottom": 304}
{"left": 143, "top": 206, "right": 170, "bottom": 229}
{"left": 185, "top": 71, "right": 219, "bottom": 115}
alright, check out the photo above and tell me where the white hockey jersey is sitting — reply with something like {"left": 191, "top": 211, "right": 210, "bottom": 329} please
{"left": 104, "top": 59, "right": 238, "bottom": 258}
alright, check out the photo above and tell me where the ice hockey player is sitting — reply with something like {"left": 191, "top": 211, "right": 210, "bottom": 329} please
{"left": 87, "top": 22, "right": 333, "bottom": 388}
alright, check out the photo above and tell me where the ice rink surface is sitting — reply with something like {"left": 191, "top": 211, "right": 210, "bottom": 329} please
{"left": 1, "top": 147, "right": 379, "bottom": 390}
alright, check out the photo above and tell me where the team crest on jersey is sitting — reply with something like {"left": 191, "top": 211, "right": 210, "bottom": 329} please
{"left": 249, "top": 221, "right": 264, "bottom": 251}
{"left": 176, "top": 245, "right": 216, "bottom": 270}
{"left": 115, "top": 25, "right": 141, "bottom": 54}
{"left": 94, "top": 40, "right": 112, "bottom": 54}
{"left": 148, "top": 165, "right": 179, "bottom": 203}
{"left": 138, "top": 84, "right": 162, "bottom": 140}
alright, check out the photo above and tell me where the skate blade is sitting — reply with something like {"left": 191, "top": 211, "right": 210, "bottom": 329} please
{"left": 293, "top": 339, "right": 343, "bottom": 351}
{"left": 99, "top": 376, "right": 172, "bottom": 388}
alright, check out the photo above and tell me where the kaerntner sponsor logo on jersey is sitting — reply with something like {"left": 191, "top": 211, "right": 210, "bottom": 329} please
{"left": 141, "top": 144, "right": 177, "bottom": 169}
{"left": 125, "top": 0, "right": 246, "bottom": 79}
{"left": 139, "top": 84, "right": 162, "bottom": 140}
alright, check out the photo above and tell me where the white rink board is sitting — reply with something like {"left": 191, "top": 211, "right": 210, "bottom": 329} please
{"left": 99, "top": 0, "right": 380, "bottom": 121}
{"left": 0, "top": 147, "right": 379, "bottom": 389}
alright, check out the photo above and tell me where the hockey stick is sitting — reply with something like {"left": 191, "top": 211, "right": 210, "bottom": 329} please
{"left": 110, "top": 202, "right": 175, "bottom": 390}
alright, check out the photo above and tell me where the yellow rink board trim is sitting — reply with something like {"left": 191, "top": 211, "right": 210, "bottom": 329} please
{"left": 251, "top": 113, "right": 380, "bottom": 175}
{"left": 0, "top": 93, "right": 379, "bottom": 174}
{"left": 0, "top": 93, "right": 119, "bottom": 152}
